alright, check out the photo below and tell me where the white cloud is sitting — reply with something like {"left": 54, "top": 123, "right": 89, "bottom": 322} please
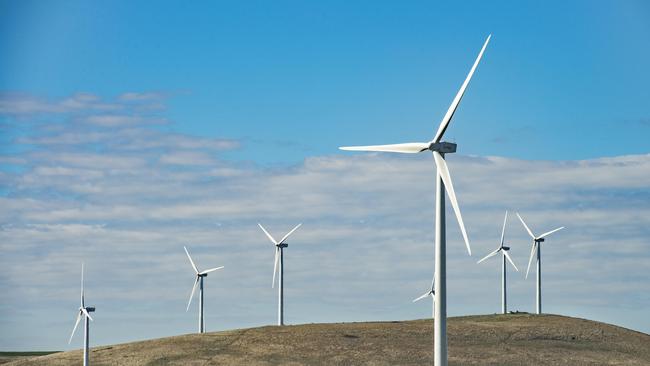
{"left": 0, "top": 92, "right": 648, "bottom": 351}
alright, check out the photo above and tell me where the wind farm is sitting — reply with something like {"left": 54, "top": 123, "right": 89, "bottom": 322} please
{"left": 2, "top": 2, "right": 650, "bottom": 366}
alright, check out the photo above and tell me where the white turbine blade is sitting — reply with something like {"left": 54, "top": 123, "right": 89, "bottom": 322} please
{"left": 413, "top": 292, "right": 430, "bottom": 303}
{"left": 81, "top": 307, "right": 93, "bottom": 321}
{"left": 433, "top": 151, "right": 471, "bottom": 255}
{"left": 477, "top": 248, "right": 500, "bottom": 264}
{"left": 432, "top": 34, "right": 491, "bottom": 143}
{"left": 500, "top": 211, "right": 508, "bottom": 246}
{"left": 516, "top": 212, "right": 536, "bottom": 239}
{"left": 258, "top": 223, "right": 278, "bottom": 245}
{"left": 525, "top": 242, "right": 537, "bottom": 279}
{"left": 80, "top": 263, "right": 84, "bottom": 308}
{"left": 199, "top": 266, "right": 224, "bottom": 275}
{"left": 538, "top": 226, "right": 565, "bottom": 239}
{"left": 272, "top": 248, "right": 279, "bottom": 288}
{"left": 278, "top": 223, "right": 302, "bottom": 244}
{"left": 68, "top": 312, "right": 82, "bottom": 344}
{"left": 186, "top": 277, "right": 199, "bottom": 311}
{"left": 184, "top": 246, "right": 199, "bottom": 274}
{"left": 429, "top": 275, "right": 435, "bottom": 292}
{"left": 503, "top": 250, "right": 519, "bottom": 271}
{"left": 339, "top": 142, "right": 429, "bottom": 154}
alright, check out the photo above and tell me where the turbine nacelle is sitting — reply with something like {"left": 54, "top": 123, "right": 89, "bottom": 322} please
{"left": 276, "top": 243, "right": 289, "bottom": 248}
{"left": 535, "top": 238, "right": 545, "bottom": 243}
{"left": 429, "top": 141, "right": 457, "bottom": 154}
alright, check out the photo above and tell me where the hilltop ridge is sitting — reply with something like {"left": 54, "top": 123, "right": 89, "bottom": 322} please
{"left": 7, "top": 314, "right": 650, "bottom": 365}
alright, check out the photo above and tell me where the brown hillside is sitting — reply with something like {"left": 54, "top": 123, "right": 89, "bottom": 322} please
{"left": 6, "top": 314, "right": 650, "bottom": 365}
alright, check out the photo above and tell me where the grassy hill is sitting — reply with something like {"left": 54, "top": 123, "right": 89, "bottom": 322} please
{"left": 6, "top": 314, "right": 650, "bottom": 365}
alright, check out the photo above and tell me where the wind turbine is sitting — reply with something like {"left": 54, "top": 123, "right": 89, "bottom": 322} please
{"left": 477, "top": 211, "right": 518, "bottom": 314}
{"left": 516, "top": 212, "right": 564, "bottom": 314}
{"left": 413, "top": 275, "right": 435, "bottom": 318}
{"left": 68, "top": 263, "right": 95, "bottom": 366}
{"left": 184, "top": 246, "right": 224, "bottom": 333}
{"left": 339, "top": 35, "right": 491, "bottom": 366}
{"left": 258, "top": 223, "right": 302, "bottom": 326}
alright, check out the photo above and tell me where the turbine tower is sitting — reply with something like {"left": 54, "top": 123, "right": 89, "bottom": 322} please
{"left": 516, "top": 212, "right": 564, "bottom": 314}
{"left": 258, "top": 223, "right": 302, "bottom": 326}
{"left": 477, "top": 211, "right": 518, "bottom": 314}
{"left": 413, "top": 274, "right": 435, "bottom": 318}
{"left": 339, "top": 35, "right": 491, "bottom": 366}
{"left": 184, "top": 246, "right": 224, "bottom": 333}
{"left": 68, "top": 263, "right": 95, "bottom": 366}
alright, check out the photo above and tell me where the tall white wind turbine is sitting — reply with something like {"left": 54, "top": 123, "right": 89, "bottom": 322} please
{"left": 516, "top": 212, "right": 564, "bottom": 314}
{"left": 258, "top": 223, "right": 302, "bottom": 326}
{"left": 339, "top": 35, "right": 491, "bottom": 366}
{"left": 413, "top": 275, "right": 435, "bottom": 318}
{"left": 68, "top": 263, "right": 95, "bottom": 366}
{"left": 184, "top": 246, "right": 224, "bottom": 333}
{"left": 477, "top": 211, "right": 518, "bottom": 314}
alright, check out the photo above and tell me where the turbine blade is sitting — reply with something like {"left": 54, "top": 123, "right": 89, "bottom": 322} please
{"left": 339, "top": 142, "right": 430, "bottom": 154}
{"left": 199, "top": 266, "right": 224, "bottom": 275}
{"left": 503, "top": 250, "right": 519, "bottom": 271}
{"left": 186, "top": 277, "right": 199, "bottom": 311}
{"left": 433, "top": 151, "right": 471, "bottom": 255}
{"left": 278, "top": 223, "right": 302, "bottom": 244}
{"left": 413, "top": 292, "right": 430, "bottom": 303}
{"left": 500, "top": 211, "right": 508, "bottom": 246}
{"left": 516, "top": 212, "right": 536, "bottom": 239}
{"left": 80, "top": 263, "right": 84, "bottom": 308}
{"left": 525, "top": 242, "right": 537, "bottom": 279}
{"left": 258, "top": 223, "right": 278, "bottom": 245}
{"left": 432, "top": 34, "right": 491, "bottom": 143}
{"left": 81, "top": 307, "right": 93, "bottom": 321}
{"left": 184, "top": 246, "right": 199, "bottom": 274}
{"left": 538, "top": 226, "right": 565, "bottom": 239}
{"left": 68, "top": 312, "right": 82, "bottom": 344}
{"left": 272, "top": 248, "right": 279, "bottom": 288}
{"left": 477, "top": 248, "right": 500, "bottom": 264}
{"left": 429, "top": 275, "right": 435, "bottom": 292}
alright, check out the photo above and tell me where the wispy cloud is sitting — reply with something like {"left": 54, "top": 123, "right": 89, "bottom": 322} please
{"left": 0, "top": 92, "right": 122, "bottom": 115}
{"left": 0, "top": 92, "right": 648, "bottom": 351}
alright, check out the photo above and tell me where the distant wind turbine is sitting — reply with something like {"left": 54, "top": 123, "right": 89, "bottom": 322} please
{"left": 339, "top": 35, "right": 491, "bottom": 366}
{"left": 477, "top": 211, "right": 518, "bottom": 314}
{"left": 413, "top": 274, "right": 435, "bottom": 318}
{"left": 516, "top": 212, "right": 564, "bottom": 314}
{"left": 258, "top": 223, "right": 302, "bottom": 326}
{"left": 68, "top": 263, "right": 95, "bottom": 366}
{"left": 184, "top": 246, "right": 224, "bottom": 333}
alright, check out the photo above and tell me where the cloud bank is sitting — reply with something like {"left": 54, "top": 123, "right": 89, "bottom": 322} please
{"left": 1, "top": 93, "right": 648, "bottom": 350}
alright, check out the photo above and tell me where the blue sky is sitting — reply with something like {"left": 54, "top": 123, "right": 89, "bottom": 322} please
{"left": 1, "top": 0, "right": 649, "bottom": 351}
{"left": 3, "top": 0, "right": 649, "bottom": 163}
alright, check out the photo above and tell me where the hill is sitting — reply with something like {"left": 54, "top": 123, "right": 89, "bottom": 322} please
{"left": 6, "top": 314, "right": 650, "bottom": 365}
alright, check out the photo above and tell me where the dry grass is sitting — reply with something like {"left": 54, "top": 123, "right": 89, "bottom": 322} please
{"left": 6, "top": 314, "right": 650, "bottom": 365}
